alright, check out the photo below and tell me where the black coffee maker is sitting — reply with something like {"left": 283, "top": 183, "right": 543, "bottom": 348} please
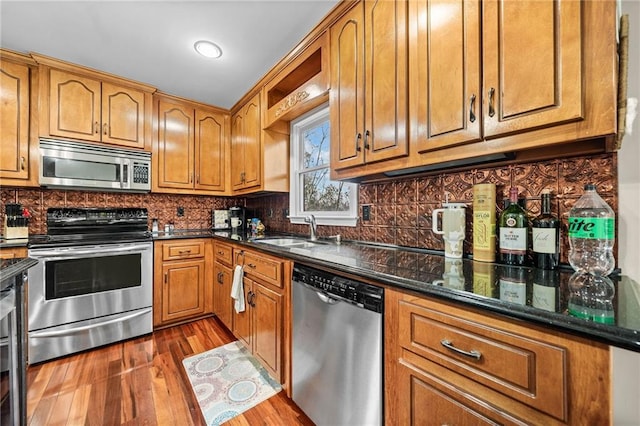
{"left": 229, "top": 206, "right": 247, "bottom": 232}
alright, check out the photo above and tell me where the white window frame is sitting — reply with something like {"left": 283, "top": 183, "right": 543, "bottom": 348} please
{"left": 289, "top": 104, "right": 358, "bottom": 227}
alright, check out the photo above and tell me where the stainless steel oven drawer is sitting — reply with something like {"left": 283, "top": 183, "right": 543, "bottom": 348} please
{"left": 28, "top": 307, "right": 152, "bottom": 364}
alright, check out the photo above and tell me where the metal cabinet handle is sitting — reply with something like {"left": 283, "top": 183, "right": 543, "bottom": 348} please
{"left": 488, "top": 87, "right": 495, "bottom": 117}
{"left": 20, "top": 156, "right": 25, "bottom": 170}
{"left": 355, "top": 132, "right": 362, "bottom": 152}
{"left": 217, "top": 271, "right": 224, "bottom": 284}
{"left": 164, "top": 272, "right": 168, "bottom": 284}
{"left": 364, "top": 130, "right": 370, "bottom": 150}
{"left": 235, "top": 250, "right": 245, "bottom": 265}
{"left": 247, "top": 263, "right": 256, "bottom": 269}
{"left": 440, "top": 339, "right": 482, "bottom": 360}
{"left": 178, "top": 250, "right": 192, "bottom": 255}
{"left": 94, "top": 121, "right": 100, "bottom": 134}
{"left": 103, "top": 123, "right": 108, "bottom": 135}
{"left": 469, "top": 94, "right": 476, "bottom": 123}
{"left": 248, "top": 290, "right": 257, "bottom": 307}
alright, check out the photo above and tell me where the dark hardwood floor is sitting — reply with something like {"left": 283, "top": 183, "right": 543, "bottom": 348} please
{"left": 26, "top": 317, "right": 314, "bottom": 425}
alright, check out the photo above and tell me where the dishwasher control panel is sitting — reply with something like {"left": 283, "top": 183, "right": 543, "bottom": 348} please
{"left": 293, "top": 263, "right": 384, "bottom": 313}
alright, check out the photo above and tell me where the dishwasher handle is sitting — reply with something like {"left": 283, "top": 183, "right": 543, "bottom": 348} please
{"left": 316, "top": 292, "right": 340, "bottom": 305}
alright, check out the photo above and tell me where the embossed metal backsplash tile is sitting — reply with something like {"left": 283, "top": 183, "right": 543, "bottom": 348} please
{"left": 3, "top": 152, "right": 617, "bottom": 262}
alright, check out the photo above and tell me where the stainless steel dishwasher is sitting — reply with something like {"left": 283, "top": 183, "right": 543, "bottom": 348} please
{"left": 292, "top": 263, "right": 384, "bottom": 426}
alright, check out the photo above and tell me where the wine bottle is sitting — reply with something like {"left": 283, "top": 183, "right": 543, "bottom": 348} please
{"left": 499, "top": 187, "right": 528, "bottom": 265}
{"left": 532, "top": 190, "right": 559, "bottom": 269}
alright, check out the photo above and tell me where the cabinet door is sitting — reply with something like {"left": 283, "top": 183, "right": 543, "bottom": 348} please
{"left": 398, "top": 362, "right": 518, "bottom": 426}
{"left": 157, "top": 99, "right": 194, "bottom": 189}
{"left": 252, "top": 282, "right": 283, "bottom": 381}
{"left": 161, "top": 259, "right": 206, "bottom": 323}
{"left": 233, "top": 278, "right": 253, "bottom": 349}
{"left": 483, "top": 0, "right": 582, "bottom": 138}
{"left": 0, "top": 61, "right": 30, "bottom": 180}
{"left": 49, "top": 69, "right": 102, "bottom": 142}
{"left": 230, "top": 112, "right": 244, "bottom": 190}
{"left": 101, "top": 82, "right": 146, "bottom": 148}
{"left": 195, "top": 108, "right": 226, "bottom": 192}
{"left": 213, "top": 261, "right": 233, "bottom": 330}
{"left": 241, "top": 95, "right": 261, "bottom": 189}
{"left": 363, "top": 0, "right": 409, "bottom": 163}
{"left": 413, "top": 0, "right": 482, "bottom": 152}
{"left": 330, "top": 2, "right": 365, "bottom": 170}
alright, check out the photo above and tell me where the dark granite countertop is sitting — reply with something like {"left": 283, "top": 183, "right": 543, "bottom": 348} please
{"left": 1, "top": 257, "right": 38, "bottom": 291}
{"left": 213, "top": 231, "right": 640, "bottom": 353}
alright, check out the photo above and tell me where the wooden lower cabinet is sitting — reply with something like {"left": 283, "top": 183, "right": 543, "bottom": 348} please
{"left": 385, "top": 288, "right": 611, "bottom": 425}
{"left": 231, "top": 246, "right": 286, "bottom": 384}
{"left": 212, "top": 260, "right": 233, "bottom": 330}
{"left": 153, "top": 239, "right": 213, "bottom": 328}
{"left": 0, "top": 247, "right": 28, "bottom": 259}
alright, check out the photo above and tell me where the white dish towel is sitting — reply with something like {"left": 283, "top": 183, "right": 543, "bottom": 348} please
{"left": 231, "top": 264, "right": 245, "bottom": 313}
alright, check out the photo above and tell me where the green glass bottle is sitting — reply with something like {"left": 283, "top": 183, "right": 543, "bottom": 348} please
{"left": 499, "top": 187, "right": 528, "bottom": 265}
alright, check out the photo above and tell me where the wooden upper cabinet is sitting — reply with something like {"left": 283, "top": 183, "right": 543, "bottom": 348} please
{"left": 157, "top": 99, "right": 194, "bottom": 189}
{"left": 412, "top": 0, "right": 482, "bottom": 153}
{"left": 231, "top": 93, "right": 262, "bottom": 192}
{"left": 101, "top": 82, "right": 146, "bottom": 146}
{"left": 195, "top": 108, "right": 227, "bottom": 192}
{"left": 483, "top": 0, "right": 583, "bottom": 138}
{"left": 48, "top": 68, "right": 148, "bottom": 148}
{"left": 154, "top": 95, "right": 229, "bottom": 194}
{"left": 0, "top": 59, "right": 31, "bottom": 181}
{"left": 330, "top": 0, "right": 409, "bottom": 172}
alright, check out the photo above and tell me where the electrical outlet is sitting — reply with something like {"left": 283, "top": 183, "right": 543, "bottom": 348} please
{"left": 177, "top": 206, "right": 184, "bottom": 217}
{"left": 362, "top": 205, "right": 371, "bottom": 221}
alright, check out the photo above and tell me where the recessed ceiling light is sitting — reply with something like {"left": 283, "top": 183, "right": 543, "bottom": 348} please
{"left": 194, "top": 40, "right": 222, "bottom": 59}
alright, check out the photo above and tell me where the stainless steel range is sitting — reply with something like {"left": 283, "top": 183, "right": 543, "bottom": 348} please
{"left": 27, "top": 208, "right": 153, "bottom": 363}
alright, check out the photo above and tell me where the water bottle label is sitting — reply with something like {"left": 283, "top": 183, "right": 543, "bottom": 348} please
{"left": 568, "top": 217, "right": 614, "bottom": 239}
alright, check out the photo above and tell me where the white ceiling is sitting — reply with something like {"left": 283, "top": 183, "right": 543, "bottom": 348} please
{"left": 0, "top": 0, "right": 340, "bottom": 109}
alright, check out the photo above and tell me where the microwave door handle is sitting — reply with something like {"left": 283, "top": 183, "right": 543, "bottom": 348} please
{"left": 121, "top": 160, "right": 129, "bottom": 189}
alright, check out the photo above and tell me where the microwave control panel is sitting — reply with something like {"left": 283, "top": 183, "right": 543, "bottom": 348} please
{"left": 133, "top": 162, "right": 150, "bottom": 184}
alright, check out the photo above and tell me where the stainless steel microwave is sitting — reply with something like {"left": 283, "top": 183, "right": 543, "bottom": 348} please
{"left": 39, "top": 139, "right": 151, "bottom": 192}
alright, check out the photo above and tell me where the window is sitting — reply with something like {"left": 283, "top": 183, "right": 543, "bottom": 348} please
{"left": 289, "top": 104, "right": 358, "bottom": 226}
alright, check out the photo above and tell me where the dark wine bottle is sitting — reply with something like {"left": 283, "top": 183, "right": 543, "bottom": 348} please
{"left": 499, "top": 187, "right": 528, "bottom": 265}
{"left": 532, "top": 190, "right": 560, "bottom": 269}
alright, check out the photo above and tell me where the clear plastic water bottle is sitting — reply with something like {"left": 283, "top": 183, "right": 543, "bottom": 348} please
{"left": 568, "top": 184, "right": 615, "bottom": 275}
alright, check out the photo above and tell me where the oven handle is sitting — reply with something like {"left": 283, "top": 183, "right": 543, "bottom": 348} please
{"left": 28, "top": 308, "right": 151, "bottom": 338}
{"left": 30, "top": 244, "right": 151, "bottom": 258}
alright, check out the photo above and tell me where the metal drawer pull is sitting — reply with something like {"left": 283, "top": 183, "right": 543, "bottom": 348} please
{"left": 440, "top": 339, "right": 482, "bottom": 360}
{"left": 247, "top": 263, "right": 256, "bottom": 269}
{"left": 178, "top": 250, "right": 192, "bottom": 254}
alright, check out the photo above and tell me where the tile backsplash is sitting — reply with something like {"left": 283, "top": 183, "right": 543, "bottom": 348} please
{"left": 2, "top": 152, "right": 617, "bottom": 264}
{"left": 249, "top": 153, "right": 618, "bottom": 264}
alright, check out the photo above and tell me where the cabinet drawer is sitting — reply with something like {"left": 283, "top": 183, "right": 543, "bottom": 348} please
{"left": 398, "top": 297, "right": 567, "bottom": 421}
{"left": 241, "top": 250, "right": 283, "bottom": 288}
{"left": 214, "top": 242, "right": 233, "bottom": 266}
{"left": 398, "top": 359, "right": 525, "bottom": 426}
{"left": 162, "top": 240, "right": 206, "bottom": 260}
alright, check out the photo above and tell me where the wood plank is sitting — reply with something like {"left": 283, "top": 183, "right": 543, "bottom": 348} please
{"left": 26, "top": 317, "right": 312, "bottom": 425}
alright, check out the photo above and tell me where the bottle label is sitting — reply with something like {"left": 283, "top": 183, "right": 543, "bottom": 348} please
{"left": 532, "top": 228, "right": 557, "bottom": 253}
{"left": 568, "top": 217, "right": 614, "bottom": 239}
{"left": 499, "top": 228, "right": 527, "bottom": 253}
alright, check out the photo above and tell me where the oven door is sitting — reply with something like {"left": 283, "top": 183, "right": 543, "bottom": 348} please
{"left": 27, "top": 242, "right": 152, "bottom": 362}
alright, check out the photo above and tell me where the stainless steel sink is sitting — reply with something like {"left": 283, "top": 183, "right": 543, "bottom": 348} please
{"left": 253, "top": 237, "right": 327, "bottom": 248}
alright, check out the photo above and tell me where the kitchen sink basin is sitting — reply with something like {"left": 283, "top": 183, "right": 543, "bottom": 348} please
{"left": 253, "top": 237, "right": 327, "bottom": 248}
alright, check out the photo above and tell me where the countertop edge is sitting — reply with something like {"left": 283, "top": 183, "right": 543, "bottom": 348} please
{"left": 213, "top": 234, "right": 640, "bottom": 353}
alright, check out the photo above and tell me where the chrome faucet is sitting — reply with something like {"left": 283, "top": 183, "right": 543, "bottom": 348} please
{"left": 304, "top": 215, "right": 317, "bottom": 241}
